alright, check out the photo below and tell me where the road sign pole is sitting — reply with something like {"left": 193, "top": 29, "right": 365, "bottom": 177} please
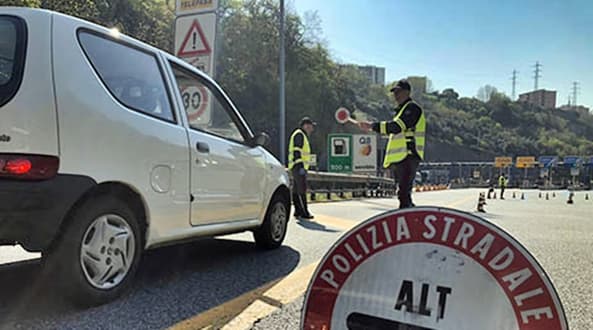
{"left": 279, "top": 0, "right": 286, "bottom": 165}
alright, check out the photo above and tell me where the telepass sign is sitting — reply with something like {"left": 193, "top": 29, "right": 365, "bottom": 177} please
{"left": 302, "top": 207, "right": 567, "bottom": 330}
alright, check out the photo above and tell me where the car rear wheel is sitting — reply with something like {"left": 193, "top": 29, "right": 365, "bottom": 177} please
{"left": 45, "top": 195, "right": 143, "bottom": 306}
{"left": 253, "top": 195, "right": 288, "bottom": 249}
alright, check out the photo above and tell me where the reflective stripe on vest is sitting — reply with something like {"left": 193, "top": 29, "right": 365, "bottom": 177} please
{"left": 288, "top": 128, "right": 311, "bottom": 170}
{"left": 383, "top": 101, "right": 426, "bottom": 168}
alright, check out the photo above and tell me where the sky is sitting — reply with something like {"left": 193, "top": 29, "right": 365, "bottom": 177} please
{"left": 292, "top": 0, "right": 593, "bottom": 109}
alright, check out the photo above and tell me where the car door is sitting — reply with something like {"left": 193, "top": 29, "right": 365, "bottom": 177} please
{"left": 166, "top": 60, "right": 266, "bottom": 226}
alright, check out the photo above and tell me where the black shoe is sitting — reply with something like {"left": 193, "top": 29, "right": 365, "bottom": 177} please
{"left": 301, "top": 214, "right": 315, "bottom": 220}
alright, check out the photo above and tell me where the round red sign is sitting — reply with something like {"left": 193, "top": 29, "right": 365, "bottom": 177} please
{"left": 301, "top": 207, "right": 567, "bottom": 330}
{"left": 335, "top": 107, "right": 350, "bottom": 124}
{"left": 181, "top": 85, "right": 209, "bottom": 121}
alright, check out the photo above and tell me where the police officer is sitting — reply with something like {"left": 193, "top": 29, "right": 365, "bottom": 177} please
{"left": 288, "top": 117, "right": 315, "bottom": 219}
{"left": 358, "top": 79, "right": 426, "bottom": 209}
{"left": 499, "top": 174, "right": 507, "bottom": 199}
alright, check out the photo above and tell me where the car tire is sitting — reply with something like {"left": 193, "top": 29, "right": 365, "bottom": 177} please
{"left": 44, "top": 194, "right": 143, "bottom": 307}
{"left": 253, "top": 194, "right": 289, "bottom": 250}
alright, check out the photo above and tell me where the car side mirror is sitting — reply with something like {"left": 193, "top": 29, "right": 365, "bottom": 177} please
{"left": 252, "top": 132, "right": 270, "bottom": 147}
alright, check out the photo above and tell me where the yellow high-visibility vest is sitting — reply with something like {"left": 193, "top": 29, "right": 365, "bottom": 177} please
{"left": 288, "top": 128, "right": 311, "bottom": 170}
{"left": 381, "top": 101, "right": 425, "bottom": 168}
{"left": 499, "top": 176, "right": 506, "bottom": 187}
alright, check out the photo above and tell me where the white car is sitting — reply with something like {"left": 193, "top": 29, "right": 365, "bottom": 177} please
{"left": 0, "top": 8, "right": 291, "bottom": 306}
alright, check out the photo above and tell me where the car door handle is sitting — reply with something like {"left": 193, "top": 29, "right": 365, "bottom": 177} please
{"left": 196, "top": 141, "right": 210, "bottom": 153}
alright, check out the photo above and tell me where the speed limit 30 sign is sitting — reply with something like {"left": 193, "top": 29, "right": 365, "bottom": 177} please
{"left": 181, "top": 85, "right": 210, "bottom": 123}
{"left": 302, "top": 207, "right": 567, "bottom": 330}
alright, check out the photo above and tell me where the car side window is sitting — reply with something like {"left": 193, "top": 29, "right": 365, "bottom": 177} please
{"left": 78, "top": 31, "right": 175, "bottom": 123}
{"left": 170, "top": 63, "right": 246, "bottom": 143}
{"left": 0, "top": 16, "right": 26, "bottom": 108}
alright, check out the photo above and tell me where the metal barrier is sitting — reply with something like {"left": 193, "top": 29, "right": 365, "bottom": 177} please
{"left": 290, "top": 171, "right": 396, "bottom": 202}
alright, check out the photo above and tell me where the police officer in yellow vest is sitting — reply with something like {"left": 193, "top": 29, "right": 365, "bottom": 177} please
{"left": 499, "top": 174, "right": 507, "bottom": 200}
{"left": 288, "top": 117, "right": 315, "bottom": 219}
{"left": 358, "top": 79, "right": 426, "bottom": 209}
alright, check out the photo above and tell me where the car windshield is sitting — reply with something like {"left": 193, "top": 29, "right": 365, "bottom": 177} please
{"left": 1, "top": 2, "right": 590, "bottom": 330}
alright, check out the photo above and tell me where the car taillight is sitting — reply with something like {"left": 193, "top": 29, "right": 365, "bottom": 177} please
{"left": 0, "top": 154, "right": 59, "bottom": 180}
{"left": 5, "top": 159, "right": 32, "bottom": 174}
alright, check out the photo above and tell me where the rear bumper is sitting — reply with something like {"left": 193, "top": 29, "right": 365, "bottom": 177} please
{"left": 0, "top": 174, "right": 96, "bottom": 251}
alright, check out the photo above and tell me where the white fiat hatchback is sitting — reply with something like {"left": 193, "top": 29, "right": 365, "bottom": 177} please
{"left": 0, "top": 8, "right": 291, "bottom": 306}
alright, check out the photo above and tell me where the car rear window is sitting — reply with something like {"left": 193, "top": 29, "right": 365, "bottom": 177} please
{"left": 78, "top": 30, "right": 175, "bottom": 123}
{"left": 0, "top": 16, "right": 27, "bottom": 107}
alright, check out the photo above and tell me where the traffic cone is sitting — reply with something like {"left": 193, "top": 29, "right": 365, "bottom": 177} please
{"left": 512, "top": 191, "right": 516, "bottom": 199}
{"left": 521, "top": 193, "right": 525, "bottom": 200}
{"left": 553, "top": 192, "right": 556, "bottom": 198}
{"left": 546, "top": 192, "right": 549, "bottom": 200}
{"left": 586, "top": 193, "right": 589, "bottom": 201}
{"left": 477, "top": 193, "right": 486, "bottom": 213}
{"left": 493, "top": 192, "right": 497, "bottom": 199}
{"left": 567, "top": 192, "right": 574, "bottom": 204}
{"left": 539, "top": 192, "right": 542, "bottom": 198}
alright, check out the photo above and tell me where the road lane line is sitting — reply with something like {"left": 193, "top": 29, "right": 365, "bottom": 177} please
{"left": 445, "top": 194, "right": 477, "bottom": 209}
{"left": 311, "top": 214, "right": 357, "bottom": 231}
{"left": 262, "top": 262, "right": 318, "bottom": 305}
{"left": 220, "top": 300, "right": 278, "bottom": 330}
{"left": 168, "top": 279, "right": 281, "bottom": 330}
{"left": 170, "top": 193, "right": 475, "bottom": 329}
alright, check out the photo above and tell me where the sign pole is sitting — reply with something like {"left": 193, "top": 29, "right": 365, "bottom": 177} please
{"left": 279, "top": 0, "right": 286, "bottom": 165}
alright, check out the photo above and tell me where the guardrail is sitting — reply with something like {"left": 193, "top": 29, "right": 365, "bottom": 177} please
{"left": 289, "top": 171, "right": 453, "bottom": 203}
{"left": 290, "top": 171, "right": 396, "bottom": 202}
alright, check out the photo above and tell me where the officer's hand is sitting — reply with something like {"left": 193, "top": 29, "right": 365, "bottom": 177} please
{"left": 358, "top": 121, "right": 372, "bottom": 132}
{"left": 298, "top": 168, "right": 307, "bottom": 176}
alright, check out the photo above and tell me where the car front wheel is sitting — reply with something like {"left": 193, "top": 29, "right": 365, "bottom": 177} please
{"left": 253, "top": 195, "right": 289, "bottom": 249}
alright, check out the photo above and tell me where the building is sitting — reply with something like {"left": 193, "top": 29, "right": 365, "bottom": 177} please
{"left": 518, "top": 89, "right": 557, "bottom": 109}
{"left": 559, "top": 104, "right": 590, "bottom": 115}
{"left": 342, "top": 64, "right": 386, "bottom": 85}
{"left": 407, "top": 76, "right": 428, "bottom": 96}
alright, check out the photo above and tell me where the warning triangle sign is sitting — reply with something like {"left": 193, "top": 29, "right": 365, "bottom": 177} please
{"left": 177, "top": 19, "right": 212, "bottom": 57}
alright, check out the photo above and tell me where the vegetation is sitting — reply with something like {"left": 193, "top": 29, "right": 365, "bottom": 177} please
{"left": 425, "top": 91, "right": 593, "bottom": 157}
{"left": 7, "top": 0, "right": 593, "bottom": 163}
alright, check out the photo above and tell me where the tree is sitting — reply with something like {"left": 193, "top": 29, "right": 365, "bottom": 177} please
{"left": 441, "top": 88, "right": 459, "bottom": 100}
{"left": 1, "top": 0, "right": 41, "bottom": 6}
{"left": 476, "top": 85, "right": 498, "bottom": 102}
{"left": 7, "top": 0, "right": 175, "bottom": 51}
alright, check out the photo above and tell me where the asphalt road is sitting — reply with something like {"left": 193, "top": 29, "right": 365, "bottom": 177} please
{"left": 0, "top": 189, "right": 591, "bottom": 329}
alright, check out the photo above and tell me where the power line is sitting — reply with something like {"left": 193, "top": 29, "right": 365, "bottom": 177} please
{"left": 572, "top": 81, "right": 580, "bottom": 107}
{"left": 533, "top": 61, "right": 542, "bottom": 91}
{"left": 510, "top": 70, "right": 518, "bottom": 100}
